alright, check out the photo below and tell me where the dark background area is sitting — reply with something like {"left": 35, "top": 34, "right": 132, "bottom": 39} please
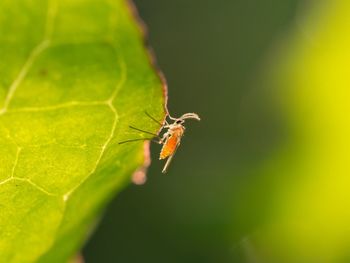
{"left": 83, "top": 0, "right": 302, "bottom": 262}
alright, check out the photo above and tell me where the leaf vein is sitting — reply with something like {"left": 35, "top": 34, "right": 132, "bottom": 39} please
{"left": 10, "top": 147, "right": 22, "bottom": 178}
{"left": 0, "top": 41, "right": 50, "bottom": 114}
{"left": 0, "top": 0, "right": 58, "bottom": 114}
{"left": 6, "top": 101, "right": 106, "bottom": 113}
{"left": 63, "top": 60, "right": 127, "bottom": 201}
{"left": 0, "top": 177, "right": 56, "bottom": 196}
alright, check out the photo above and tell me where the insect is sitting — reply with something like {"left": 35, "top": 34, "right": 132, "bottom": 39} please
{"left": 119, "top": 112, "right": 200, "bottom": 173}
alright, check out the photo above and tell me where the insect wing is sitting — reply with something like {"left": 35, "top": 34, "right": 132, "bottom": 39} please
{"left": 162, "top": 142, "right": 180, "bottom": 173}
{"left": 160, "top": 133, "right": 181, "bottom": 159}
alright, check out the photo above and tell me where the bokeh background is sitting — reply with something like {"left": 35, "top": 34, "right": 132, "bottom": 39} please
{"left": 83, "top": 0, "right": 350, "bottom": 262}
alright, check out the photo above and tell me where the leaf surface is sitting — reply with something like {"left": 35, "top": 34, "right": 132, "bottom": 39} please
{"left": 0, "top": 0, "right": 165, "bottom": 262}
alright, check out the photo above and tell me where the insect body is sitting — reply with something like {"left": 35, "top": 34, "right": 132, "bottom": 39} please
{"left": 120, "top": 112, "right": 200, "bottom": 173}
{"left": 157, "top": 113, "right": 200, "bottom": 173}
{"left": 159, "top": 126, "right": 183, "bottom": 159}
{"left": 159, "top": 113, "right": 200, "bottom": 173}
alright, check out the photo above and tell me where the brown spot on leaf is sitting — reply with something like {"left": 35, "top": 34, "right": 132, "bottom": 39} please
{"left": 38, "top": 68, "right": 48, "bottom": 77}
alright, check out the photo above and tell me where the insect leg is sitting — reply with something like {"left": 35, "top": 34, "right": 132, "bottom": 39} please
{"left": 119, "top": 137, "right": 161, "bottom": 144}
{"left": 167, "top": 113, "right": 177, "bottom": 121}
{"left": 161, "top": 144, "right": 179, "bottom": 173}
{"left": 129, "top": 126, "right": 159, "bottom": 137}
{"left": 162, "top": 154, "right": 175, "bottom": 173}
{"left": 144, "top": 111, "right": 167, "bottom": 126}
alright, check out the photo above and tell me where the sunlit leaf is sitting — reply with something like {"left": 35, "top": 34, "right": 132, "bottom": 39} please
{"left": 0, "top": 0, "right": 165, "bottom": 262}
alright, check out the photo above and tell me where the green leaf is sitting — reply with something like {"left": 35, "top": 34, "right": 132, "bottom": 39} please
{"left": 0, "top": 0, "right": 166, "bottom": 262}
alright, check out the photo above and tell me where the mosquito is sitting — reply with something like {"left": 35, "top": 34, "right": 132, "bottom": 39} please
{"left": 119, "top": 111, "right": 200, "bottom": 173}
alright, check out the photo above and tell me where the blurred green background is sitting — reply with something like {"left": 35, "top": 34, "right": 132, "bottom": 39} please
{"left": 83, "top": 0, "right": 350, "bottom": 262}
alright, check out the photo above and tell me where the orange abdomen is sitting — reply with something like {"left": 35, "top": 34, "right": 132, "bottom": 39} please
{"left": 160, "top": 135, "right": 179, "bottom": 159}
